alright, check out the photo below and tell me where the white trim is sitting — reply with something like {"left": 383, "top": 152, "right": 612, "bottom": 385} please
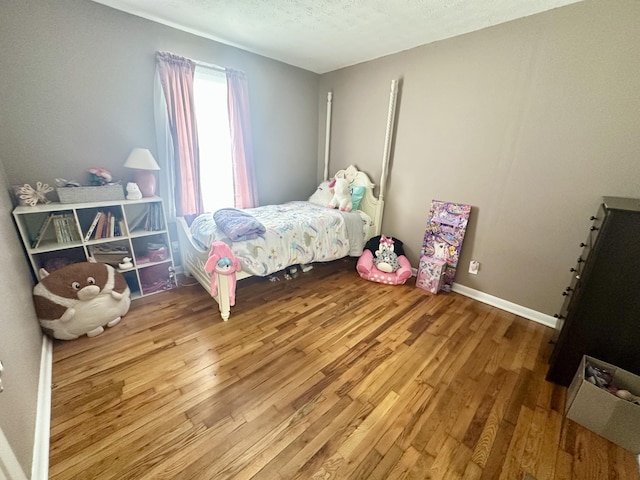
{"left": 410, "top": 267, "right": 557, "bottom": 328}
{"left": 0, "top": 428, "right": 27, "bottom": 480}
{"left": 31, "top": 337, "right": 52, "bottom": 480}
{"left": 451, "top": 283, "right": 557, "bottom": 329}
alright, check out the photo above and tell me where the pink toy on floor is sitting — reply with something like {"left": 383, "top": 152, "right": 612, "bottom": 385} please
{"left": 356, "top": 234, "right": 412, "bottom": 285}
{"left": 205, "top": 241, "right": 241, "bottom": 306}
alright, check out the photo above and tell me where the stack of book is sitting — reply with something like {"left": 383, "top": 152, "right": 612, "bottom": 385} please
{"left": 84, "top": 211, "right": 126, "bottom": 241}
{"left": 128, "top": 203, "right": 164, "bottom": 232}
{"left": 32, "top": 213, "right": 80, "bottom": 248}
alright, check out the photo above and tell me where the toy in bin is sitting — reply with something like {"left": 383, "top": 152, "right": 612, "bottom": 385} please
{"left": 147, "top": 242, "right": 168, "bottom": 262}
{"left": 585, "top": 362, "right": 640, "bottom": 405}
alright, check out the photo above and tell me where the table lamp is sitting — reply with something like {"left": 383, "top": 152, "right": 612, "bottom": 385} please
{"left": 123, "top": 148, "right": 160, "bottom": 197}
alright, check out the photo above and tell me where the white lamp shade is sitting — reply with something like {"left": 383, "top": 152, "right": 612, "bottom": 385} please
{"left": 123, "top": 148, "right": 160, "bottom": 171}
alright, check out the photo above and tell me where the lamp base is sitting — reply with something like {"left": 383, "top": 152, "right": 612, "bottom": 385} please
{"left": 133, "top": 170, "right": 156, "bottom": 197}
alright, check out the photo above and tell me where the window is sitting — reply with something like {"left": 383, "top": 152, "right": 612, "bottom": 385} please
{"left": 193, "top": 66, "right": 234, "bottom": 213}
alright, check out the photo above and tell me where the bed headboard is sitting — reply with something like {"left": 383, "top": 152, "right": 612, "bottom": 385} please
{"left": 334, "top": 165, "right": 382, "bottom": 240}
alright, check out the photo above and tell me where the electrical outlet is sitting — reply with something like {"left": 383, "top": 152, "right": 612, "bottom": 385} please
{"left": 469, "top": 260, "right": 480, "bottom": 275}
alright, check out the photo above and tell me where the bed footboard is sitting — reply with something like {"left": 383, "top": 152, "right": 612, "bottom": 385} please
{"left": 176, "top": 216, "right": 243, "bottom": 321}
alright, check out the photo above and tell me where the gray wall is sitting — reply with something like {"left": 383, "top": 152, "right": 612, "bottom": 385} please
{"left": 319, "top": 0, "right": 640, "bottom": 315}
{"left": 0, "top": 162, "right": 43, "bottom": 477}
{"left": 0, "top": 0, "right": 320, "bottom": 207}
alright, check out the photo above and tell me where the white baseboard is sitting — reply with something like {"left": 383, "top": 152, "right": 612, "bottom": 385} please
{"left": 31, "top": 336, "right": 52, "bottom": 480}
{"left": 451, "top": 283, "right": 557, "bottom": 329}
{"left": 409, "top": 268, "right": 556, "bottom": 328}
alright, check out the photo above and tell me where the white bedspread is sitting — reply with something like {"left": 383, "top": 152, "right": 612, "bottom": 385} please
{"left": 190, "top": 201, "right": 371, "bottom": 276}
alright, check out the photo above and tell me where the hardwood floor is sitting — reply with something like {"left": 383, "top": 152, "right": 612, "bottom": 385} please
{"left": 49, "top": 258, "right": 640, "bottom": 480}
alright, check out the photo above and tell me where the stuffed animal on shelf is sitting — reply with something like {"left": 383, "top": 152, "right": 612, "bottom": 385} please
{"left": 205, "top": 241, "right": 242, "bottom": 306}
{"left": 126, "top": 182, "right": 143, "bottom": 200}
{"left": 33, "top": 262, "right": 131, "bottom": 340}
{"left": 328, "top": 178, "right": 352, "bottom": 212}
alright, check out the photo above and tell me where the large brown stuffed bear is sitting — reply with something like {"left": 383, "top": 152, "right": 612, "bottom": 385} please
{"left": 33, "top": 262, "right": 131, "bottom": 340}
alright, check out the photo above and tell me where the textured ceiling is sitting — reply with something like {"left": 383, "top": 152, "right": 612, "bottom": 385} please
{"left": 92, "top": 0, "right": 584, "bottom": 73}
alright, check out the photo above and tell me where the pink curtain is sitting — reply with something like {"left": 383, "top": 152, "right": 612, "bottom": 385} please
{"left": 226, "top": 69, "right": 259, "bottom": 209}
{"left": 156, "top": 52, "right": 203, "bottom": 216}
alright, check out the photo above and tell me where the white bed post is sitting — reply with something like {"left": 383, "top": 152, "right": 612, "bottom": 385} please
{"left": 379, "top": 79, "right": 398, "bottom": 204}
{"left": 374, "top": 79, "right": 398, "bottom": 233}
{"left": 216, "top": 273, "right": 231, "bottom": 321}
{"left": 324, "top": 91, "right": 333, "bottom": 182}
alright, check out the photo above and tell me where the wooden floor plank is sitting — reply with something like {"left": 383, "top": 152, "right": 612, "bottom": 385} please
{"left": 48, "top": 258, "right": 640, "bottom": 480}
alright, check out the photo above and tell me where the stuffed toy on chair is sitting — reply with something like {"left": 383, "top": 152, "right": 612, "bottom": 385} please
{"left": 357, "top": 235, "right": 412, "bottom": 285}
{"left": 373, "top": 235, "right": 401, "bottom": 273}
{"left": 328, "top": 178, "right": 352, "bottom": 212}
{"left": 205, "top": 241, "right": 242, "bottom": 306}
{"left": 33, "top": 262, "right": 131, "bottom": 340}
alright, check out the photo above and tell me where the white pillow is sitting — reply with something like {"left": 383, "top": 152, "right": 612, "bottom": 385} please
{"left": 308, "top": 181, "right": 332, "bottom": 206}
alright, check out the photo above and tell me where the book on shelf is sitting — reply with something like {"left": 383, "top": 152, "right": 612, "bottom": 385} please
{"left": 84, "top": 211, "right": 103, "bottom": 241}
{"left": 115, "top": 219, "right": 125, "bottom": 237}
{"left": 52, "top": 214, "right": 74, "bottom": 243}
{"left": 127, "top": 209, "right": 147, "bottom": 232}
{"left": 102, "top": 211, "right": 111, "bottom": 238}
{"left": 94, "top": 212, "right": 107, "bottom": 240}
{"left": 86, "top": 210, "right": 125, "bottom": 240}
{"left": 143, "top": 203, "right": 164, "bottom": 231}
{"left": 62, "top": 215, "right": 79, "bottom": 242}
{"left": 32, "top": 213, "right": 54, "bottom": 248}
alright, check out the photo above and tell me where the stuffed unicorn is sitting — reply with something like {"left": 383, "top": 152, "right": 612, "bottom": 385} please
{"left": 328, "top": 178, "right": 352, "bottom": 212}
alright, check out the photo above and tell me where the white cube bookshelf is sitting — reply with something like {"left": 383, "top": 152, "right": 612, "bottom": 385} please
{"left": 13, "top": 196, "right": 175, "bottom": 299}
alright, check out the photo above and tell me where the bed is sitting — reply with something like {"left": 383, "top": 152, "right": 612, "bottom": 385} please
{"left": 177, "top": 80, "right": 399, "bottom": 320}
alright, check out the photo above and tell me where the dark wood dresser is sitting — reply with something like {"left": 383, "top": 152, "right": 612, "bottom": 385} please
{"left": 546, "top": 196, "right": 640, "bottom": 386}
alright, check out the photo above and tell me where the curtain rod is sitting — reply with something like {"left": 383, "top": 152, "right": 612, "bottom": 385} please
{"left": 157, "top": 51, "right": 227, "bottom": 72}
{"left": 195, "top": 59, "right": 226, "bottom": 73}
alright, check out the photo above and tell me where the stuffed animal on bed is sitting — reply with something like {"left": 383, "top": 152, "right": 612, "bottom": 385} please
{"left": 205, "top": 241, "right": 242, "bottom": 306}
{"left": 328, "top": 178, "right": 353, "bottom": 212}
{"left": 32, "top": 262, "right": 131, "bottom": 340}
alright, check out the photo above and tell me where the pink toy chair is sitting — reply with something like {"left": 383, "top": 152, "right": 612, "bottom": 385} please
{"left": 356, "top": 235, "right": 412, "bottom": 285}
